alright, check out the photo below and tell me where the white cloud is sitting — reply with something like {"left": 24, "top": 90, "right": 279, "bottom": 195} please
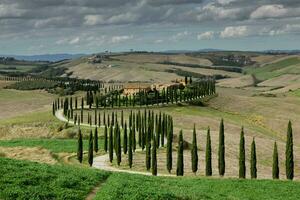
{"left": 0, "top": 4, "right": 26, "bottom": 18}
{"left": 84, "top": 13, "right": 138, "bottom": 25}
{"left": 196, "top": 4, "right": 243, "bottom": 21}
{"left": 154, "top": 39, "right": 163, "bottom": 44}
{"left": 269, "top": 24, "right": 300, "bottom": 36}
{"left": 171, "top": 31, "right": 189, "bottom": 41}
{"left": 56, "top": 37, "right": 80, "bottom": 45}
{"left": 250, "top": 5, "right": 288, "bottom": 19}
{"left": 111, "top": 35, "right": 133, "bottom": 43}
{"left": 220, "top": 26, "right": 249, "bottom": 38}
{"left": 197, "top": 31, "right": 214, "bottom": 40}
{"left": 84, "top": 15, "right": 105, "bottom": 26}
{"left": 69, "top": 37, "right": 80, "bottom": 44}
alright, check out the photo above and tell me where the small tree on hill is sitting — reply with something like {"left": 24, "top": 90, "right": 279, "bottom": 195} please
{"left": 218, "top": 119, "right": 225, "bottom": 176}
{"left": 273, "top": 141, "right": 279, "bottom": 179}
{"left": 176, "top": 130, "right": 184, "bottom": 176}
{"left": 104, "top": 125, "right": 108, "bottom": 152}
{"left": 94, "top": 127, "right": 98, "bottom": 153}
{"left": 239, "top": 127, "right": 246, "bottom": 179}
{"left": 250, "top": 137, "right": 257, "bottom": 179}
{"left": 146, "top": 127, "right": 151, "bottom": 171}
{"left": 128, "top": 128, "right": 133, "bottom": 168}
{"left": 286, "top": 121, "right": 294, "bottom": 180}
{"left": 206, "top": 127, "right": 212, "bottom": 176}
{"left": 191, "top": 124, "right": 198, "bottom": 174}
{"left": 123, "top": 122, "right": 128, "bottom": 154}
{"left": 77, "top": 128, "right": 83, "bottom": 163}
{"left": 88, "top": 130, "right": 93, "bottom": 167}
{"left": 152, "top": 134, "right": 157, "bottom": 176}
{"left": 109, "top": 126, "right": 113, "bottom": 163}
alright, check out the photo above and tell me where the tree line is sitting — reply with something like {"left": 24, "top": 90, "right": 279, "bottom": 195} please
{"left": 76, "top": 111, "right": 296, "bottom": 180}
{"left": 52, "top": 78, "right": 216, "bottom": 115}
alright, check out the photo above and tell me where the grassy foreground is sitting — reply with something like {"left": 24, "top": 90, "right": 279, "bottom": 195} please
{"left": 0, "top": 139, "right": 92, "bottom": 153}
{"left": 96, "top": 173, "right": 300, "bottom": 200}
{"left": 1, "top": 157, "right": 300, "bottom": 200}
{"left": 0, "top": 157, "right": 110, "bottom": 200}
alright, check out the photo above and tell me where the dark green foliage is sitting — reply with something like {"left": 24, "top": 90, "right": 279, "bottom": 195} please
{"left": 286, "top": 121, "right": 294, "bottom": 180}
{"left": 239, "top": 127, "right": 246, "bottom": 179}
{"left": 250, "top": 138, "right": 257, "bottom": 179}
{"left": 146, "top": 126, "right": 151, "bottom": 171}
{"left": 88, "top": 131, "right": 93, "bottom": 167}
{"left": 166, "top": 118, "right": 173, "bottom": 173}
{"left": 191, "top": 124, "right": 198, "bottom": 174}
{"left": 94, "top": 127, "right": 98, "bottom": 153}
{"left": 123, "top": 122, "right": 128, "bottom": 154}
{"left": 218, "top": 119, "right": 225, "bottom": 176}
{"left": 77, "top": 129, "right": 83, "bottom": 163}
{"left": 109, "top": 126, "right": 113, "bottom": 163}
{"left": 104, "top": 125, "right": 108, "bottom": 152}
{"left": 273, "top": 141, "right": 279, "bottom": 179}
{"left": 176, "top": 130, "right": 184, "bottom": 176}
{"left": 7, "top": 80, "right": 57, "bottom": 90}
{"left": 152, "top": 135, "right": 157, "bottom": 176}
{"left": 116, "top": 124, "right": 122, "bottom": 166}
{"left": 128, "top": 128, "right": 133, "bottom": 168}
{"left": 206, "top": 127, "right": 212, "bottom": 176}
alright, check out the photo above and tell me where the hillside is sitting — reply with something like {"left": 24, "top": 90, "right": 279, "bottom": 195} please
{"left": 60, "top": 53, "right": 242, "bottom": 82}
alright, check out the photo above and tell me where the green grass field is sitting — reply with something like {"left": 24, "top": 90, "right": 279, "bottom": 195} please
{"left": 0, "top": 138, "right": 94, "bottom": 153}
{"left": 244, "top": 57, "right": 300, "bottom": 80}
{"left": 96, "top": 173, "right": 300, "bottom": 200}
{"left": 0, "top": 157, "right": 110, "bottom": 200}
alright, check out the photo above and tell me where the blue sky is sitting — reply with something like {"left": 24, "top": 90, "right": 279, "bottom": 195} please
{"left": 0, "top": 0, "right": 300, "bottom": 55}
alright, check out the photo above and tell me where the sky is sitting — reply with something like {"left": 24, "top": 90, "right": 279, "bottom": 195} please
{"left": 0, "top": 0, "right": 300, "bottom": 55}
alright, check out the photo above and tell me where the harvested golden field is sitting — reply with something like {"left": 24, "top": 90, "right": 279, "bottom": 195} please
{"left": 113, "top": 53, "right": 213, "bottom": 66}
{"left": 64, "top": 57, "right": 240, "bottom": 82}
{"left": 0, "top": 146, "right": 56, "bottom": 164}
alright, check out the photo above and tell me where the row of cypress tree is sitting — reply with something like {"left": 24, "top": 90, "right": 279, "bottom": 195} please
{"left": 52, "top": 78, "right": 216, "bottom": 115}
{"left": 77, "top": 117, "right": 295, "bottom": 180}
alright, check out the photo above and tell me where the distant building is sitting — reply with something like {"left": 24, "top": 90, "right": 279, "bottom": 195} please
{"left": 123, "top": 83, "right": 152, "bottom": 95}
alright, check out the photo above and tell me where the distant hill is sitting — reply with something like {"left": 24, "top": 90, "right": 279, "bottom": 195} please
{"left": 0, "top": 54, "right": 86, "bottom": 62}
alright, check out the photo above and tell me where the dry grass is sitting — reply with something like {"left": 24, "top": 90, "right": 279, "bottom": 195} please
{"left": 0, "top": 80, "right": 15, "bottom": 89}
{"left": 0, "top": 146, "right": 57, "bottom": 164}
{"left": 217, "top": 75, "right": 254, "bottom": 88}
{"left": 64, "top": 54, "right": 240, "bottom": 82}
{"left": 114, "top": 53, "right": 213, "bottom": 66}
{"left": 0, "top": 89, "right": 55, "bottom": 120}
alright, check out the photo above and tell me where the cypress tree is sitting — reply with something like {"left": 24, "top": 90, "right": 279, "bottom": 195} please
{"left": 272, "top": 141, "right": 279, "bottom": 179}
{"left": 116, "top": 124, "right": 121, "bottom": 166}
{"left": 88, "top": 131, "right": 93, "bottom": 167}
{"left": 77, "top": 128, "right": 83, "bottom": 163}
{"left": 94, "top": 127, "right": 98, "bottom": 153}
{"left": 123, "top": 122, "right": 128, "bottom": 154}
{"left": 239, "top": 127, "right": 246, "bottom": 179}
{"left": 146, "top": 126, "right": 151, "bottom": 171}
{"left": 104, "top": 125, "right": 108, "bottom": 152}
{"left": 286, "top": 121, "right": 294, "bottom": 180}
{"left": 166, "top": 120, "right": 172, "bottom": 173}
{"left": 176, "top": 130, "right": 184, "bottom": 176}
{"left": 152, "top": 134, "right": 157, "bottom": 176}
{"left": 250, "top": 137, "right": 257, "bottom": 179}
{"left": 206, "top": 127, "right": 212, "bottom": 176}
{"left": 191, "top": 124, "right": 198, "bottom": 174}
{"left": 109, "top": 126, "right": 113, "bottom": 163}
{"left": 128, "top": 128, "right": 133, "bottom": 168}
{"left": 218, "top": 119, "right": 225, "bottom": 176}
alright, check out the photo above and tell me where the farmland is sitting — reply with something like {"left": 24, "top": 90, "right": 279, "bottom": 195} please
{"left": 0, "top": 52, "right": 300, "bottom": 199}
